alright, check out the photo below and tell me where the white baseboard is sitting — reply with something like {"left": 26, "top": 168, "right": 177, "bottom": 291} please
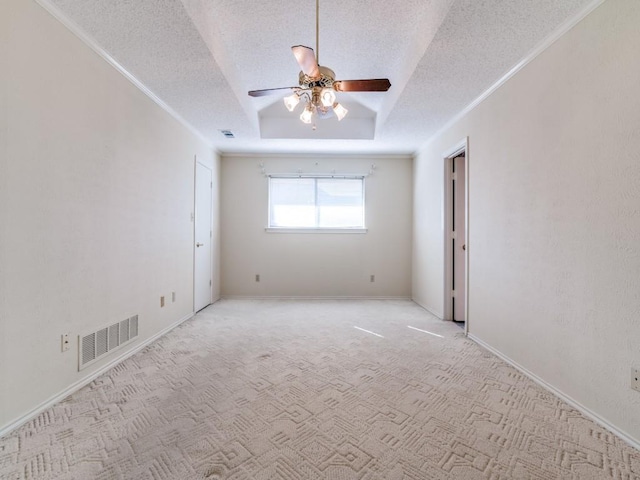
{"left": 468, "top": 333, "right": 640, "bottom": 451}
{"left": 411, "top": 298, "right": 444, "bottom": 320}
{"left": 220, "top": 295, "right": 412, "bottom": 301}
{"left": 0, "top": 312, "right": 195, "bottom": 439}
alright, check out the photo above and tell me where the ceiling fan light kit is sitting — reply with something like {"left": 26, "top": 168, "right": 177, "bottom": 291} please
{"left": 300, "top": 104, "right": 314, "bottom": 124}
{"left": 320, "top": 88, "right": 335, "bottom": 107}
{"left": 248, "top": 0, "right": 390, "bottom": 128}
{"left": 332, "top": 102, "right": 348, "bottom": 121}
{"left": 284, "top": 93, "right": 300, "bottom": 112}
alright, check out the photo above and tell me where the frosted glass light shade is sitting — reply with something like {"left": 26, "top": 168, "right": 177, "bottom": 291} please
{"left": 333, "top": 102, "right": 348, "bottom": 121}
{"left": 283, "top": 93, "right": 300, "bottom": 112}
{"left": 300, "top": 106, "right": 313, "bottom": 124}
{"left": 320, "top": 88, "right": 336, "bottom": 107}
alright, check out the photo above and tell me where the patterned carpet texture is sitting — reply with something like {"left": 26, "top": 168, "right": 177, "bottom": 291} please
{"left": 1, "top": 299, "right": 639, "bottom": 479}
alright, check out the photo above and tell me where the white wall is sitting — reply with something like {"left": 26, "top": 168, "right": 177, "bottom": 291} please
{"left": 413, "top": 0, "right": 640, "bottom": 444}
{"left": 0, "top": 0, "right": 219, "bottom": 432}
{"left": 221, "top": 155, "right": 412, "bottom": 297}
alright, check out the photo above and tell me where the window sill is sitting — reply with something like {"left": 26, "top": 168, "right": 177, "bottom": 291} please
{"left": 265, "top": 227, "right": 368, "bottom": 234}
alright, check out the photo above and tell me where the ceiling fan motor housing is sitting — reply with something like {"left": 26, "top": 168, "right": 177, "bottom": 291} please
{"left": 299, "top": 66, "right": 335, "bottom": 89}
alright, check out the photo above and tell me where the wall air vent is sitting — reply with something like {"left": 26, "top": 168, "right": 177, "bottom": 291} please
{"left": 79, "top": 315, "right": 139, "bottom": 370}
{"left": 130, "top": 315, "right": 139, "bottom": 337}
{"left": 120, "top": 318, "right": 130, "bottom": 343}
{"left": 219, "top": 129, "right": 235, "bottom": 138}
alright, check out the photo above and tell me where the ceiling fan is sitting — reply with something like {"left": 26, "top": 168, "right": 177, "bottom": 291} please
{"left": 247, "top": 0, "right": 391, "bottom": 125}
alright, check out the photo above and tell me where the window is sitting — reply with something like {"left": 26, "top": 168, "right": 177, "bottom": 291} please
{"left": 268, "top": 176, "right": 365, "bottom": 231}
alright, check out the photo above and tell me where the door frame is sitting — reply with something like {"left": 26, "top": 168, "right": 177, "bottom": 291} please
{"left": 193, "top": 157, "right": 213, "bottom": 313}
{"left": 442, "top": 137, "right": 469, "bottom": 335}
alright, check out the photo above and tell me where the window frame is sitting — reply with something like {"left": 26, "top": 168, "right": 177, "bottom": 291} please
{"left": 266, "top": 175, "right": 367, "bottom": 233}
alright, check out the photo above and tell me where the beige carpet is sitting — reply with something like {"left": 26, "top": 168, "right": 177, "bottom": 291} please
{"left": 1, "top": 299, "right": 638, "bottom": 479}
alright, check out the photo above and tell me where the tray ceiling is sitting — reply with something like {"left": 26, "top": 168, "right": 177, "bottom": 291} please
{"left": 42, "top": 0, "right": 596, "bottom": 154}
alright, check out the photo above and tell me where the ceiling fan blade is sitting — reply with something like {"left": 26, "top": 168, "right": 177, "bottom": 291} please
{"left": 291, "top": 45, "right": 320, "bottom": 78}
{"left": 248, "top": 86, "right": 297, "bottom": 97}
{"left": 333, "top": 79, "right": 392, "bottom": 92}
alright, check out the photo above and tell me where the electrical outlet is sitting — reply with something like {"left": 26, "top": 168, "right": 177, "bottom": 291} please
{"left": 172, "top": 292, "right": 176, "bottom": 302}
{"left": 370, "top": 275, "right": 375, "bottom": 283}
{"left": 255, "top": 274, "right": 260, "bottom": 282}
{"left": 632, "top": 368, "right": 640, "bottom": 392}
{"left": 160, "top": 296, "right": 165, "bottom": 308}
{"left": 61, "top": 333, "right": 70, "bottom": 352}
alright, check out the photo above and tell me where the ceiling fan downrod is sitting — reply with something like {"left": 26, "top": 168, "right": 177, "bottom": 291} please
{"left": 316, "top": 0, "right": 320, "bottom": 66}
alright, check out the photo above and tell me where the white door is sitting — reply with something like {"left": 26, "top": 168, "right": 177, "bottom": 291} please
{"left": 194, "top": 162, "right": 212, "bottom": 312}
{"left": 452, "top": 155, "right": 466, "bottom": 321}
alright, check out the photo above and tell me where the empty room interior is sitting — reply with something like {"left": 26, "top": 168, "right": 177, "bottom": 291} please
{"left": 1, "top": 0, "right": 640, "bottom": 478}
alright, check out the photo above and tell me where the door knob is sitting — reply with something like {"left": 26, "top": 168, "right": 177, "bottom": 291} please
{"left": 462, "top": 244, "right": 466, "bottom": 251}
{"left": 196, "top": 242, "right": 204, "bottom": 247}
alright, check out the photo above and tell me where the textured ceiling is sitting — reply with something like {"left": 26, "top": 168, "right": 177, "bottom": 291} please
{"left": 44, "top": 0, "right": 595, "bottom": 154}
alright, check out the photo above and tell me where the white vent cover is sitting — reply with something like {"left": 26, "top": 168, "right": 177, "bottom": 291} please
{"left": 120, "top": 318, "right": 130, "bottom": 343}
{"left": 130, "top": 315, "right": 139, "bottom": 337}
{"left": 79, "top": 315, "right": 139, "bottom": 370}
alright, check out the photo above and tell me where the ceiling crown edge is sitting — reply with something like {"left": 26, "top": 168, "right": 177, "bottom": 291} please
{"left": 33, "top": 0, "right": 216, "bottom": 151}
{"left": 416, "top": 0, "right": 606, "bottom": 154}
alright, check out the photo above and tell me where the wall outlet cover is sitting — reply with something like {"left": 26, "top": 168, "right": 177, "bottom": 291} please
{"left": 632, "top": 368, "right": 640, "bottom": 392}
{"left": 61, "top": 333, "right": 70, "bottom": 352}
